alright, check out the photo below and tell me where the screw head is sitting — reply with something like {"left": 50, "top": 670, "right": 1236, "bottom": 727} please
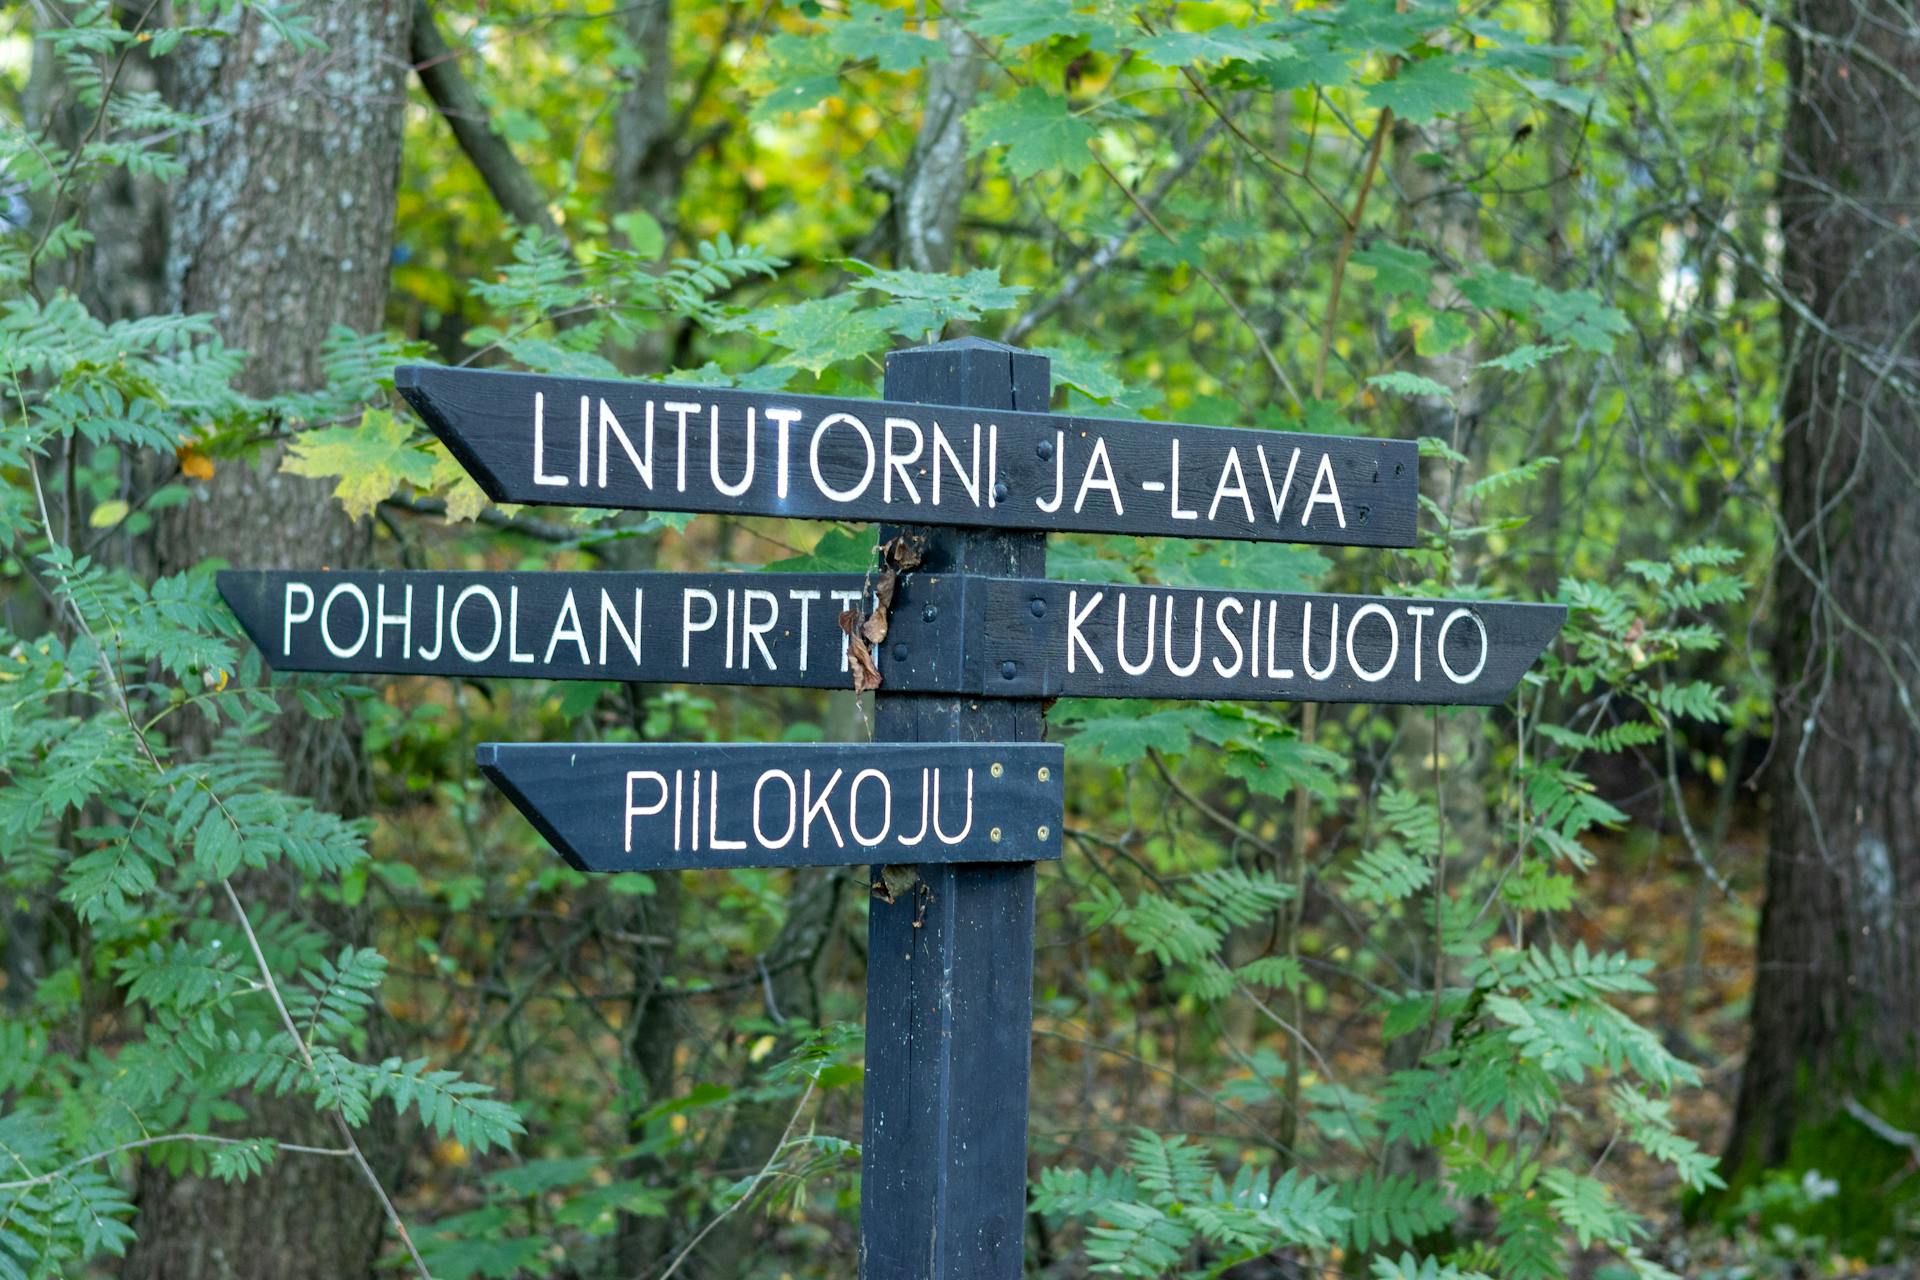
{"left": 1356, "top": 504, "right": 1371, "bottom": 524}
{"left": 1036, "top": 439, "right": 1054, "bottom": 460}
{"left": 923, "top": 605, "right": 938, "bottom": 622}
{"left": 1037, "top": 826, "right": 1050, "bottom": 841}
{"left": 990, "top": 827, "right": 1002, "bottom": 842}
{"left": 1037, "top": 766, "right": 1050, "bottom": 782}
{"left": 990, "top": 762, "right": 1004, "bottom": 778}
{"left": 992, "top": 481, "right": 1010, "bottom": 503}
{"left": 1029, "top": 597, "right": 1046, "bottom": 617}
{"left": 893, "top": 644, "right": 910, "bottom": 662}
{"left": 1000, "top": 660, "right": 1018, "bottom": 680}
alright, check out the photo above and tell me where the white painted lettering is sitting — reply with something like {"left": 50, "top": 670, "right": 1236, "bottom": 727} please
{"left": 374, "top": 582, "right": 412, "bottom": 660}
{"left": 624, "top": 771, "right": 668, "bottom": 854}
{"left": 544, "top": 588, "right": 589, "bottom": 665}
{"left": 533, "top": 392, "right": 566, "bottom": 487}
{"left": 451, "top": 585, "right": 502, "bottom": 662}
{"left": 708, "top": 770, "right": 746, "bottom": 850}
{"left": 1207, "top": 448, "right": 1255, "bottom": 523}
{"left": 1437, "top": 608, "right": 1489, "bottom": 684}
{"left": 884, "top": 417, "right": 924, "bottom": 504}
{"left": 1346, "top": 602, "right": 1398, "bottom": 682}
{"left": 682, "top": 589, "right": 718, "bottom": 667}
{"left": 1074, "top": 437, "right": 1123, "bottom": 515}
{"left": 1116, "top": 592, "right": 1158, "bottom": 676}
{"left": 599, "top": 588, "right": 643, "bottom": 666}
{"left": 813, "top": 413, "right": 876, "bottom": 503}
{"left": 321, "top": 583, "right": 370, "bottom": 659}
{"left": 742, "top": 590, "right": 778, "bottom": 670}
{"left": 802, "top": 768, "right": 845, "bottom": 849}
{"left": 283, "top": 581, "right": 315, "bottom": 655}
{"left": 1302, "top": 452, "right": 1346, "bottom": 527}
{"left": 767, "top": 407, "right": 802, "bottom": 500}
{"left": 849, "top": 769, "right": 892, "bottom": 846}
{"left": 1067, "top": 590, "right": 1105, "bottom": 674}
{"left": 1405, "top": 606, "right": 1434, "bottom": 682}
{"left": 711, "top": 407, "right": 756, "bottom": 497}
{"left": 508, "top": 585, "right": 535, "bottom": 664}
{"left": 753, "top": 770, "right": 799, "bottom": 849}
{"left": 932, "top": 423, "right": 981, "bottom": 508}
{"left": 1170, "top": 439, "right": 1198, "bottom": 520}
{"left": 1213, "top": 597, "right": 1245, "bottom": 678}
{"left": 1302, "top": 600, "right": 1339, "bottom": 680}
{"left": 599, "top": 399, "right": 652, "bottom": 489}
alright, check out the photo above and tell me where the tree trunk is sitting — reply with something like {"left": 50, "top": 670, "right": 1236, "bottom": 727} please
{"left": 613, "top": 0, "right": 678, "bottom": 234}
{"left": 123, "top": 5, "right": 413, "bottom": 1277}
{"left": 1726, "top": 0, "right": 1920, "bottom": 1180}
{"left": 894, "top": 7, "right": 982, "bottom": 273}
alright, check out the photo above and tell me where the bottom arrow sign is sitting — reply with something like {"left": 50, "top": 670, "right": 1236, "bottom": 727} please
{"left": 477, "top": 742, "right": 1064, "bottom": 872}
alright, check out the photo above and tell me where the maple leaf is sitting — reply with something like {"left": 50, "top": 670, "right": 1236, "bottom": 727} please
{"left": 967, "top": 88, "right": 1096, "bottom": 181}
{"left": 428, "top": 443, "right": 489, "bottom": 522}
{"left": 282, "top": 408, "right": 437, "bottom": 520}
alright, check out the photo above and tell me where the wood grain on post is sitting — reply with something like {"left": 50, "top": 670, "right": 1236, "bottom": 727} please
{"left": 861, "top": 339, "right": 1051, "bottom": 1280}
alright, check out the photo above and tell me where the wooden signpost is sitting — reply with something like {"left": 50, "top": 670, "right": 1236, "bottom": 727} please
{"left": 223, "top": 336, "right": 1566, "bottom": 1280}
{"left": 217, "top": 570, "right": 1560, "bottom": 706}
{"left": 398, "top": 364, "right": 1420, "bottom": 545}
{"left": 477, "top": 741, "right": 1062, "bottom": 872}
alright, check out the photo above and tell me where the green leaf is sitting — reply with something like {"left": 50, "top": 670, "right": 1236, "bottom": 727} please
{"left": 1368, "top": 371, "right": 1454, "bottom": 402}
{"left": 612, "top": 210, "right": 665, "bottom": 258}
{"left": 968, "top": 88, "right": 1096, "bottom": 181}
{"left": 828, "top": 2, "right": 949, "bottom": 72}
{"left": 1478, "top": 342, "right": 1570, "bottom": 373}
{"left": 1351, "top": 243, "right": 1434, "bottom": 299}
{"left": 1365, "top": 55, "right": 1475, "bottom": 121}
{"left": 965, "top": 0, "right": 1116, "bottom": 50}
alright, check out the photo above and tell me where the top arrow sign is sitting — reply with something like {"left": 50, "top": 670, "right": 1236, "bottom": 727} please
{"left": 399, "top": 365, "right": 1419, "bottom": 547}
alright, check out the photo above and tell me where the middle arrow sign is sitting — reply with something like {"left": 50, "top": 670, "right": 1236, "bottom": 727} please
{"left": 219, "top": 570, "right": 1563, "bottom": 707}
{"left": 398, "top": 365, "right": 1420, "bottom": 547}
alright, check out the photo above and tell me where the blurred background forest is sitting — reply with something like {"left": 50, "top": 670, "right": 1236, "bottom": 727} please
{"left": 1, "top": 0, "right": 1917, "bottom": 1277}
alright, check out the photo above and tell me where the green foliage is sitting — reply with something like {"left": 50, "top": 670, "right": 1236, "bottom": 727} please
{"left": 0, "top": 0, "right": 1779, "bottom": 1272}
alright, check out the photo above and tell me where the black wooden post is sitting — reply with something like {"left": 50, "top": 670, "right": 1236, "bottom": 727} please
{"left": 861, "top": 338, "right": 1050, "bottom": 1279}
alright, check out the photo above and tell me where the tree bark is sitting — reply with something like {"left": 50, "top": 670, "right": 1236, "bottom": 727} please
{"left": 123, "top": 4, "right": 414, "bottom": 1277}
{"left": 1727, "top": 0, "right": 1920, "bottom": 1176}
{"left": 894, "top": 9, "right": 982, "bottom": 273}
{"left": 613, "top": 0, "right": 678, "bottom": 233}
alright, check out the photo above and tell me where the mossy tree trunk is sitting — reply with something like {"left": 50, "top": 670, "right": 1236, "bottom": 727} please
{"left": 1727, "top": 0, "right": 1920, "bottom": 1181}
{"left": 122, "top": 4, "right": 414, "bottom": 1277}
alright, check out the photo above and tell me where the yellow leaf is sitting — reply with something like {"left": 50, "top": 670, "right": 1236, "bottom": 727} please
{"left": 282, "top": 409, "right": 438, "bottom": 520}
{"left": 428, "top": 443, "right": 490, "bottom": 523}
{"left": 89, "top": 499, "right": 130, "bottom": 528}
{"left": 177, "top": 447, "right": 215, "bottom": 481}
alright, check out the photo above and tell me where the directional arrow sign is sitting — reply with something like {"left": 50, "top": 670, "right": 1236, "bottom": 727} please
{"left": 961, "top": 579, "right": 1565, "bottom": 706}
{"left": 218, "top": 570, "right": 1562, "bottom": 705}
{"left": 398, "top": 365, "right": 1419, "bottom": 547}
{"left": 476, "top": 742, "right": 1064, "bottom": 872}
{"left": 215, "top": 568, "right": 954, "bottom": 690}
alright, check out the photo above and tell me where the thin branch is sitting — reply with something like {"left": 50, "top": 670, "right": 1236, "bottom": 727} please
{"left": 1091, "top": 151, "right": 1302, "bottom": 407}
{"left": 1312, "top": 107, "right": 1391, "bottom": 400}
{"left": 410, "top": 0, "right": 567, "bottom": 246}
{"left": 0, "top": 1134, "right": 353, "bottom": 1193}
{"left": 654, "top": 1076, "right": 819, "bottom": 1280}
